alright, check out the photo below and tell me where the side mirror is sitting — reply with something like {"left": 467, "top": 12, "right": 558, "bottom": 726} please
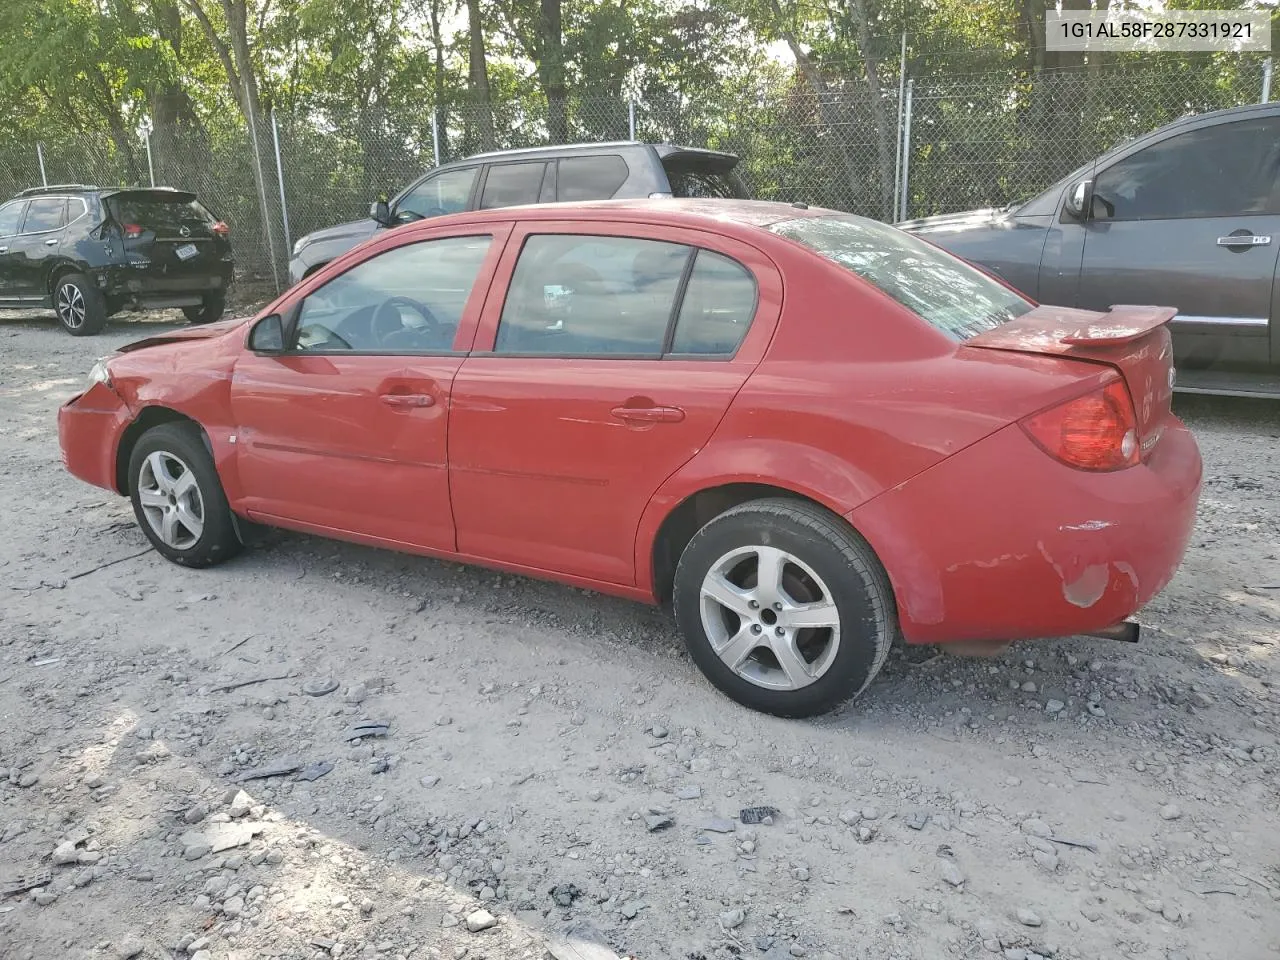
{"left": 248, "top": 314, "right": 286, "bottom": 354}
{"left": 370, "top": 199, "right": 392, "bottom": 226}
{"left": 1063, "top": 179, "right": 1094, "bottom": 222}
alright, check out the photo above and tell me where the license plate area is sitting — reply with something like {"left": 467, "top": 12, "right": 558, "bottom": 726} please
{"left": 174, "top": 243, "right": 199, "bottom": 261}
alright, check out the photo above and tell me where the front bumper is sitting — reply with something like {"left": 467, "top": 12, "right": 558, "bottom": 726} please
{"left": 848, "top": 419, "right": 1203, "bottom": 645}
{"left": 58, "top": 383, "right": 133, "bottom": 494}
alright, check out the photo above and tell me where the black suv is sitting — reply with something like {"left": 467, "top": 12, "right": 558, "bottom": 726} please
{"left": 288, "top": 141, "right": 748, "bottom": 284}
{"left": 0, "top": 184, "right": 235, "bottom": 336}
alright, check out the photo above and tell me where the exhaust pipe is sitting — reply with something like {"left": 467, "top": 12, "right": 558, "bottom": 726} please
{"left": 1085, "top": 619, "right": 1140, "bottom": 643}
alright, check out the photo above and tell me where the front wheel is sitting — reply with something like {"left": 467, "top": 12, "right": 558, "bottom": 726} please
{"left": 183, "top": 291, "right": 226, "bottom": 325}
{"left": 128, "top": 422, "right": 242, "bottom": 568}
{"left": 672, "top": 498, "right": 897, "bottom": 718}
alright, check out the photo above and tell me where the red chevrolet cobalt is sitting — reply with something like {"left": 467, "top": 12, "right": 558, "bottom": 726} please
{"left": 58, "top": 200, "right": 1202, "bottom": 717}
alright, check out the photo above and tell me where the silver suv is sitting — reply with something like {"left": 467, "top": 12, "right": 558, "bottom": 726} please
{"left": 287, "top": 141, "right": 747, "bottom": 286}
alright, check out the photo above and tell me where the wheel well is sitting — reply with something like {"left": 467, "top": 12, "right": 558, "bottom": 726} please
{"left": 651, "top": 483, "right": 824, "bottom": 606}
{"left": 114, "top": 407, "right": 205, "bottom": 494}
{"left": 47, "top": 262, "right": 82, "bottom": 297}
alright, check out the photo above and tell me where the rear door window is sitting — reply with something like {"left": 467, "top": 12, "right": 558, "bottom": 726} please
{"left": 770, "top": 215, "right": 1033, "bottom": 340}
{"left": 0, "top": 201, "right": 25, "bottom": 237}
{"left": 556, "top": 156, "right": 629, "bottom": 201}
{"left": 479, "top": 162, "right": 547, "bottom": 210}
{"left": 495, "top": 234, "right": 691, "bottom": 355}
{"left": 21, "top": 198, "right": 67, "bottom": 234}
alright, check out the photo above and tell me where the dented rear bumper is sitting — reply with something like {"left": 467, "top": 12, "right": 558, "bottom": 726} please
{"left": 847, "top": 419, "right": 1202, "bottom": 646}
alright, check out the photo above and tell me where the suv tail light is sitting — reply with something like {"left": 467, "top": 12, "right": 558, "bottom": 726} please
{"left": 122, "top": 222, "right": 144, "bottom": 238}
{"left": 1021, "top": 376, "right": 1140, "bottom": 472}
{"left": 212, "top": 220, "right": 230, "bottom": 237}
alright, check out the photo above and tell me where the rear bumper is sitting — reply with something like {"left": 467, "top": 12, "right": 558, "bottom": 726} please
{"left": 848, "top": 419, "right": 1202, "bottom": 645}
{"left": 58, "top": 383, "right": 132, "bottom": 494}
{"left": 98, "top": 261, "right": 234, "bottom": 299}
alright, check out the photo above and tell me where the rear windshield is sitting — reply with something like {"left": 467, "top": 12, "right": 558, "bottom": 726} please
{"left": 769, "top": 215, "right": 1033, "bottom": 340}
{"left": 107, "top": 195, "right": 216, "bottom": 231}
{"left": 662, "top": 157, "right": 746, "bottom": 199}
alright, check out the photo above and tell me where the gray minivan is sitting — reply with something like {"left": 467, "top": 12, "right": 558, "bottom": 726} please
{"left": 287, "top": 141, "right": 747, "bottom": 285}
{"left": 898, "top": 102, "right": 1280, "bottom": 397}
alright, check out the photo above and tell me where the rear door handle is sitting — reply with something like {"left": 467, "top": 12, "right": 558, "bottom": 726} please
{"left": 44, "top": 238, "right": 58, "bottom": 246}
{"left": 380, "top": 393, "right": 435, "bottom": 408}
{"left": 611, "top": 405, "right": 686, "bottom": 423}
{"left": 0, "top": 246, "right": 7, "bottom": 253}
{"left": 1216, "top": 234, "right": 1271, "bottom": 247}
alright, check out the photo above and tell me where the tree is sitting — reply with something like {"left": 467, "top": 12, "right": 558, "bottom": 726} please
{"left": 467, "top": 0, "right": 496, "bottom": 149}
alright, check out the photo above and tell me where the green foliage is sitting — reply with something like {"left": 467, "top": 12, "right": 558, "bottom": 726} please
{"left": 0, "top": 0, "right": 1270, "bottom": 277}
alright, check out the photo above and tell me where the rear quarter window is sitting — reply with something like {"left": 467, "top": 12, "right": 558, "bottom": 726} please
{"left": 769, "top": 215, "right": 1033, "bottom": 340}
{"left": 556, "top": 156, "right": 629, "bottom": 201}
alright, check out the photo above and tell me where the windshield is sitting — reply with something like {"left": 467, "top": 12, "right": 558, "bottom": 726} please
{"left": 769, "top": 215, "right": 1033, "bottom": 340}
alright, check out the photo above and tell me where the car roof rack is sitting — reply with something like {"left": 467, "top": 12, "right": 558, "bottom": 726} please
{"left": 17, "top": 184, "right": 99, "bottom": 197}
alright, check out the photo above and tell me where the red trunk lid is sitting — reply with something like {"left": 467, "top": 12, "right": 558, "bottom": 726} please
{"left": 964, "top": 304, "right": 1177, "bottom": 448}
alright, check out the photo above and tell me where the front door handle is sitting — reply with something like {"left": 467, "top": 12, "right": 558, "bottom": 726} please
{"left": 0, "top": 246, "right": 7, "bottom": 253}
{"left": 611, "top": 405, "right": 686, "bottom": 423}
{"left": 1216, "top": 234, "right": 1271, "bottom": 247}
{"left": 380, "top": 393, "right": 435, "bottom": 408}
{"left": 44, "top": 238, "right": 58, "bottom": 246}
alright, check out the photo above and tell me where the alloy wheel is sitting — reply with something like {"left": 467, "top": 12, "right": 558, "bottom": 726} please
{"left": 57, "top": 283, "right": 86, "bottom": 330}
{"left": 698, "top": 545, "right": 842, "bottom": 691}
{"left": 136, "top": 451, "right": 205, "bottom": 550}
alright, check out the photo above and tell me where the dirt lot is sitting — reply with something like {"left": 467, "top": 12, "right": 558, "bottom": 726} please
{"left": 1, "top": 308, "right": 1278, "bottom": 960}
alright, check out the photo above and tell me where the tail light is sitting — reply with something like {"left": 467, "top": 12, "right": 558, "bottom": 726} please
{"left": 1021, "top": 375, "right": 1140, "bottom": 472}
{"left": 122, "top": 223, "right": 143, "bottom": 238}
{"left": 211, "top": 221, "right": 230, "bottom": 237}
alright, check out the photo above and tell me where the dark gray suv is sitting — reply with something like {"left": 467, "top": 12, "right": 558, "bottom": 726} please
{"left": 899, "top": 103, "right": 1280, "bottom": 397}
{"left": 287, "top": 141, "right": 747, "bottom": 285}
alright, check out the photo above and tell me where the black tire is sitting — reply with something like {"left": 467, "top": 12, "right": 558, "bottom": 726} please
{"left": 183, "top": 292, "right": 226, "bottom": 325}
{"left": 127, "top": 422, "right": 242, "bottom": 568}
{"left": 53, "top": 273, "right": 108, "bottom": 336}
{"left": 672, "top": 498, "right": 897, "bottom": 718}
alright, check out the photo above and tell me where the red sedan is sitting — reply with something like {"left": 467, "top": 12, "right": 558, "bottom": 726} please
{"left": 58, "top": 199, "right": 1202, "bottom": 717}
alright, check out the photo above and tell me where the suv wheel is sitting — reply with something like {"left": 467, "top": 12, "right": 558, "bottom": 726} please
{"left": 54, "top": 274, "right": 108, "bottom": 336}
{"left": 183, "top": 292, "right": 226, "bottom": 325}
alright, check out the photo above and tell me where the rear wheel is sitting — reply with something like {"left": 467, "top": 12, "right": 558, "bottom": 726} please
{"left": 54, "top": 273, "right": 107, "bottom": 336}
{"left": 672, "top": 498, "right": 896, "bottom": 718}
{"left": 183, "top": 291, "right": 226, "bottom": 325}
{"left": 128, "top": 422, "right": 242, "bottom": 568}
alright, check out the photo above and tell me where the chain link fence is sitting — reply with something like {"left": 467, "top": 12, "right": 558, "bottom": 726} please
{"left": 1, "top": 55, "right": 1272, "bottom": 298}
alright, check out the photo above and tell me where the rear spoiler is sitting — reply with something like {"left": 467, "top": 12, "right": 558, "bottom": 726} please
{"left": 653, "top": 146, "right": 741, "bottom": 172}
{"left": 102, "top": 188, "right": 199, "bottom": 204}
{"left": 966, "top": 304, "right": 1177, "bottom": 355}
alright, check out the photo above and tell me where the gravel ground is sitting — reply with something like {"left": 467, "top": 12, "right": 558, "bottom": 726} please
{"left": 1, "top": 308, "right": 1278, "bottom": 960}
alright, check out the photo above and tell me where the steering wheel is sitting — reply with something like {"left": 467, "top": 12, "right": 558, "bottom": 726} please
{"left": 372, "top": 296, "right": 441, "bottom": 348}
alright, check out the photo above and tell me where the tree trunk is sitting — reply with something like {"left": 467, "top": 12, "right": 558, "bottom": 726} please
{"left": 428, "top": 0, "right": 449, "bottom": 161}
{"left": 87, "top": 65, "right": 144, "bottom": 184}
{"left": 767, "top": 0, "right": 862, "bottom": 212}
{"left": 466, "top": 0, "right": 495, "bottom": 151}
{"left": 847, "top": 0, "right": 895, "bottom": 220}
{"left": 539, "top": 0, "right": 567, "bottom": 143}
